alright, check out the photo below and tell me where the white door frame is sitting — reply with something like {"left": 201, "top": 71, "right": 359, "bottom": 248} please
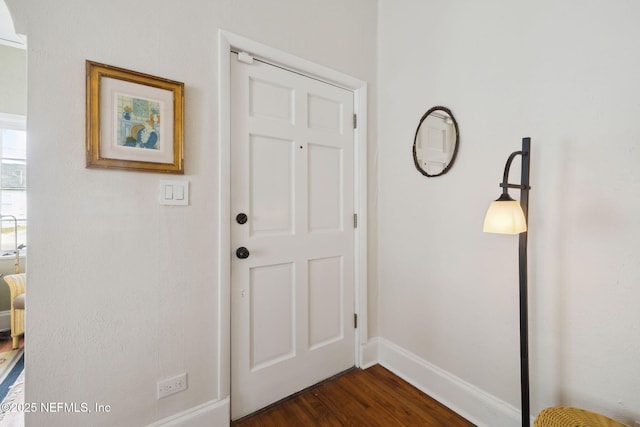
{"left": 217, "top": 30, "right": 368, "bottom": 401}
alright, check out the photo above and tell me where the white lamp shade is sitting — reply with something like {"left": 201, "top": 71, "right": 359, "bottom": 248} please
{"left": 483, "top": 199, "right": 527, "bottom": 234}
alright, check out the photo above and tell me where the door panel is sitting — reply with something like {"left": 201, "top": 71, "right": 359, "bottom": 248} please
{"left": 308, "top": 144, "right": 343, "bottom": 232}
{"left": 231, "top": 52, "right": 355, "bottom": 420}
{"left": 249, "top": 135, "right": 294, "bottom": 236}
{"left": 308, "top": 256, "right": 344, "bottom": 349}
{"left": 249, "top": 78, "right": 294, "bottom": 123}
{"left": 308, "top": 94, "right": 343, "bottom": 132}
{"left": 250, "top": 263, "right": 295, "bottom": 369}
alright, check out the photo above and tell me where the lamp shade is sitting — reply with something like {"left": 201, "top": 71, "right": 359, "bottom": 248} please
{"left": 483, "top": 194, "right": 527, "bottom": 234}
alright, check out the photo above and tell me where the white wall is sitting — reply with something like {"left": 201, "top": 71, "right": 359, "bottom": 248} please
{"left": 6, "top": 0, "right": 377, "bottom": 425}
{"left": 378, "top": 0, "right": 640, "bottom": 423}
{"left": 11, "top": 0, "right": 640, "bottom": 424}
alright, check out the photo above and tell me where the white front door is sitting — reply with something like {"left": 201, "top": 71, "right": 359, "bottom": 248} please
{"left": 230, "top": 52, "right": 356, "bottom": 420}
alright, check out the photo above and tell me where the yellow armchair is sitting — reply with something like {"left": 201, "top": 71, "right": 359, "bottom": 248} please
{"left": 3, "top": 273, "right": 25, "bottom": 349}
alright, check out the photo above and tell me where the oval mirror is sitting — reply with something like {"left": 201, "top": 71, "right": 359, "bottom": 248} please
{"left": 412, "top": 106, "right": 459, "bottom": 177}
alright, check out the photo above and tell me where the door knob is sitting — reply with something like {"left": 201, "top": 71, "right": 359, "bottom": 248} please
{"left": 236, "top": 213, "right": 248, "bottom": 224}
{"left": 236, "top": 247, "right": 250, "bottom": 259}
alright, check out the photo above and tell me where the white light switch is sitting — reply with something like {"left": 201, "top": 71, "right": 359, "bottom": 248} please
{"left": 159, "top": 180, "right": 189, "bottom": 206}
{"left": 164, "top": 185, "right": 173, "bottom": 200}
{"left": 174, "top": 185, "right": 184, "bottom": 200}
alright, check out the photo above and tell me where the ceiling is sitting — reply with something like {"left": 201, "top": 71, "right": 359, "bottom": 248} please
{"left": 0, "top": 0, "right": 24, "bottom": 48}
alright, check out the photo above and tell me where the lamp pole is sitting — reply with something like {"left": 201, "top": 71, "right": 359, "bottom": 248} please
{"left": 517, "top": 137, "right": 531, "bottom": 427}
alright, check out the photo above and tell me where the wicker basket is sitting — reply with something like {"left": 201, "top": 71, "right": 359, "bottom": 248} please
{"left": 534, "top": 407, "right": 630, "bottom": 427}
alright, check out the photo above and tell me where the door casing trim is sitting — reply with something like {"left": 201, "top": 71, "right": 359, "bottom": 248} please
{"left": 217, "top": 30, "right": 368, "bottom": 402}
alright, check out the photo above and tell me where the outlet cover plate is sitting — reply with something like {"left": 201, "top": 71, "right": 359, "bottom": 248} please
{"left": 157, "top": 373, "right": 187, "bottom": 399}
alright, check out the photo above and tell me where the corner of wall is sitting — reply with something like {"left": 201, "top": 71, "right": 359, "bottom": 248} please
{"left": 375, "top": 338, "right": 521, "bottom": 427}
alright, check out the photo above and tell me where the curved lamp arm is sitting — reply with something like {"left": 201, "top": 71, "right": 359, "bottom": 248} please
{"left": 484, "top": 140, "right": 531, "bottom": 234}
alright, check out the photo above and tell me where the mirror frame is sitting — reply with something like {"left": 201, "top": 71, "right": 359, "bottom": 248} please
{"left": 412, "top": 106, "right": 460, "bottom": 177}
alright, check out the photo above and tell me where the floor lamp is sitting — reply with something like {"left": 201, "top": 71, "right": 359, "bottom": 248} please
{"left": 483, "top": 137, "right": 531, "bottom": 427}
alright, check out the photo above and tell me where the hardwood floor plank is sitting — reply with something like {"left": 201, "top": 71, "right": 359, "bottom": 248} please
{"left": 278, "top": 394, "right": 333, "bottom": 427}
{"left": 232, "top": 364, "right": 476, "bottom": 427}
{"left": 297, "top": 392, "right": 343, "bottom": 426}
{"left": 314, "top": 376, "right": 401, "bottom": 427}
{"left": 341, "top": 366, "right": 444, "bottom": 425}
{"left": 365, "top": 365, "right": 473, "bottom": 426}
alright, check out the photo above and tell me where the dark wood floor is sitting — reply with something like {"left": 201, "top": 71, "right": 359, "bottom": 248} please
{"left": 232, "top": 364, "right": 475, "bottom": 427}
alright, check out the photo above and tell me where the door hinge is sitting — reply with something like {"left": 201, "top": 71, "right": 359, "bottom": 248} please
{"left": 353, "top": 213, "right": 358, "bottom": 228}
{"left": 354, "top": 313, "right": 358, "bottom": 329}
{"left": 353, "top": 113, "right": 357, "bottom": 129}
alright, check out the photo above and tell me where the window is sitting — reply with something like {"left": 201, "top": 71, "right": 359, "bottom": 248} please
{"left": 0, "top": 114, "right": 26, "bottom": 253}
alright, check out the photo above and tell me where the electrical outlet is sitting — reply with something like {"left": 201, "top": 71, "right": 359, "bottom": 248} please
{"left": 157, "top": 373, "right": 188, "bottom": 399}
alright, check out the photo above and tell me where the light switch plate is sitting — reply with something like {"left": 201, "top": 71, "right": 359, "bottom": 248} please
{"left": 159, "top": 180, "right": 189, "bottom": 206}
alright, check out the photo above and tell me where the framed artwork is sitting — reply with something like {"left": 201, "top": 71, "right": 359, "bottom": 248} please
{"left": 86, "top": 60, "right": 184, "bottom": 174}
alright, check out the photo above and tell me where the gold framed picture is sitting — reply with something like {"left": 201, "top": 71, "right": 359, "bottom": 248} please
{"left": 86, "top": 60, "right": 184, "bottom": 174}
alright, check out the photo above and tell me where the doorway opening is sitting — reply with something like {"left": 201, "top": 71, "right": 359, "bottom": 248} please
{"left": 0, "top": 2, "right": 27, "bottom": 425}
{"left": 218, "top": 30, "right": 369, "bottom": 420}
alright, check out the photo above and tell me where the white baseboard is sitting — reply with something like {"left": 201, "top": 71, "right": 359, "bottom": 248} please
{"left": 359, "top": 338, "right": 379, "bottom": 369}
{"left": 147, "top": 338, "right": 523, "bottom": 427}
{"left": 371, "top": 337, "right": 521, "bottom": 427}
{"left": 147, "top": 397, "right": 229, "bottom": 427}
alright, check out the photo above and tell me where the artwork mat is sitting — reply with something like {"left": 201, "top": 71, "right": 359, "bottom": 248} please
{"left": 86, "top": 60, "right": 184, "bottom": 174}
{"left": 101, "top": 78, "right": 173, "bottom": 164}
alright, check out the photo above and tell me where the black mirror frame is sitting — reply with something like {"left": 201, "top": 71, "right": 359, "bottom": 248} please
{"left": 412, "top": 106, "right": 460, "bottom": 177}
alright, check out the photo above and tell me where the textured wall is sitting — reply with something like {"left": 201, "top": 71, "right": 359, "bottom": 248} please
{"left": 6, "top": 0, "right": 377, "bottom": 425}
{"left": 378, "top": 0, "right": 640, "bottom": 423}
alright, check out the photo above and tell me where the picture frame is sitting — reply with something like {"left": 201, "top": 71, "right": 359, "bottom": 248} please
{"left": 86, "top": 60, "right": 184, "bottom": 174}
